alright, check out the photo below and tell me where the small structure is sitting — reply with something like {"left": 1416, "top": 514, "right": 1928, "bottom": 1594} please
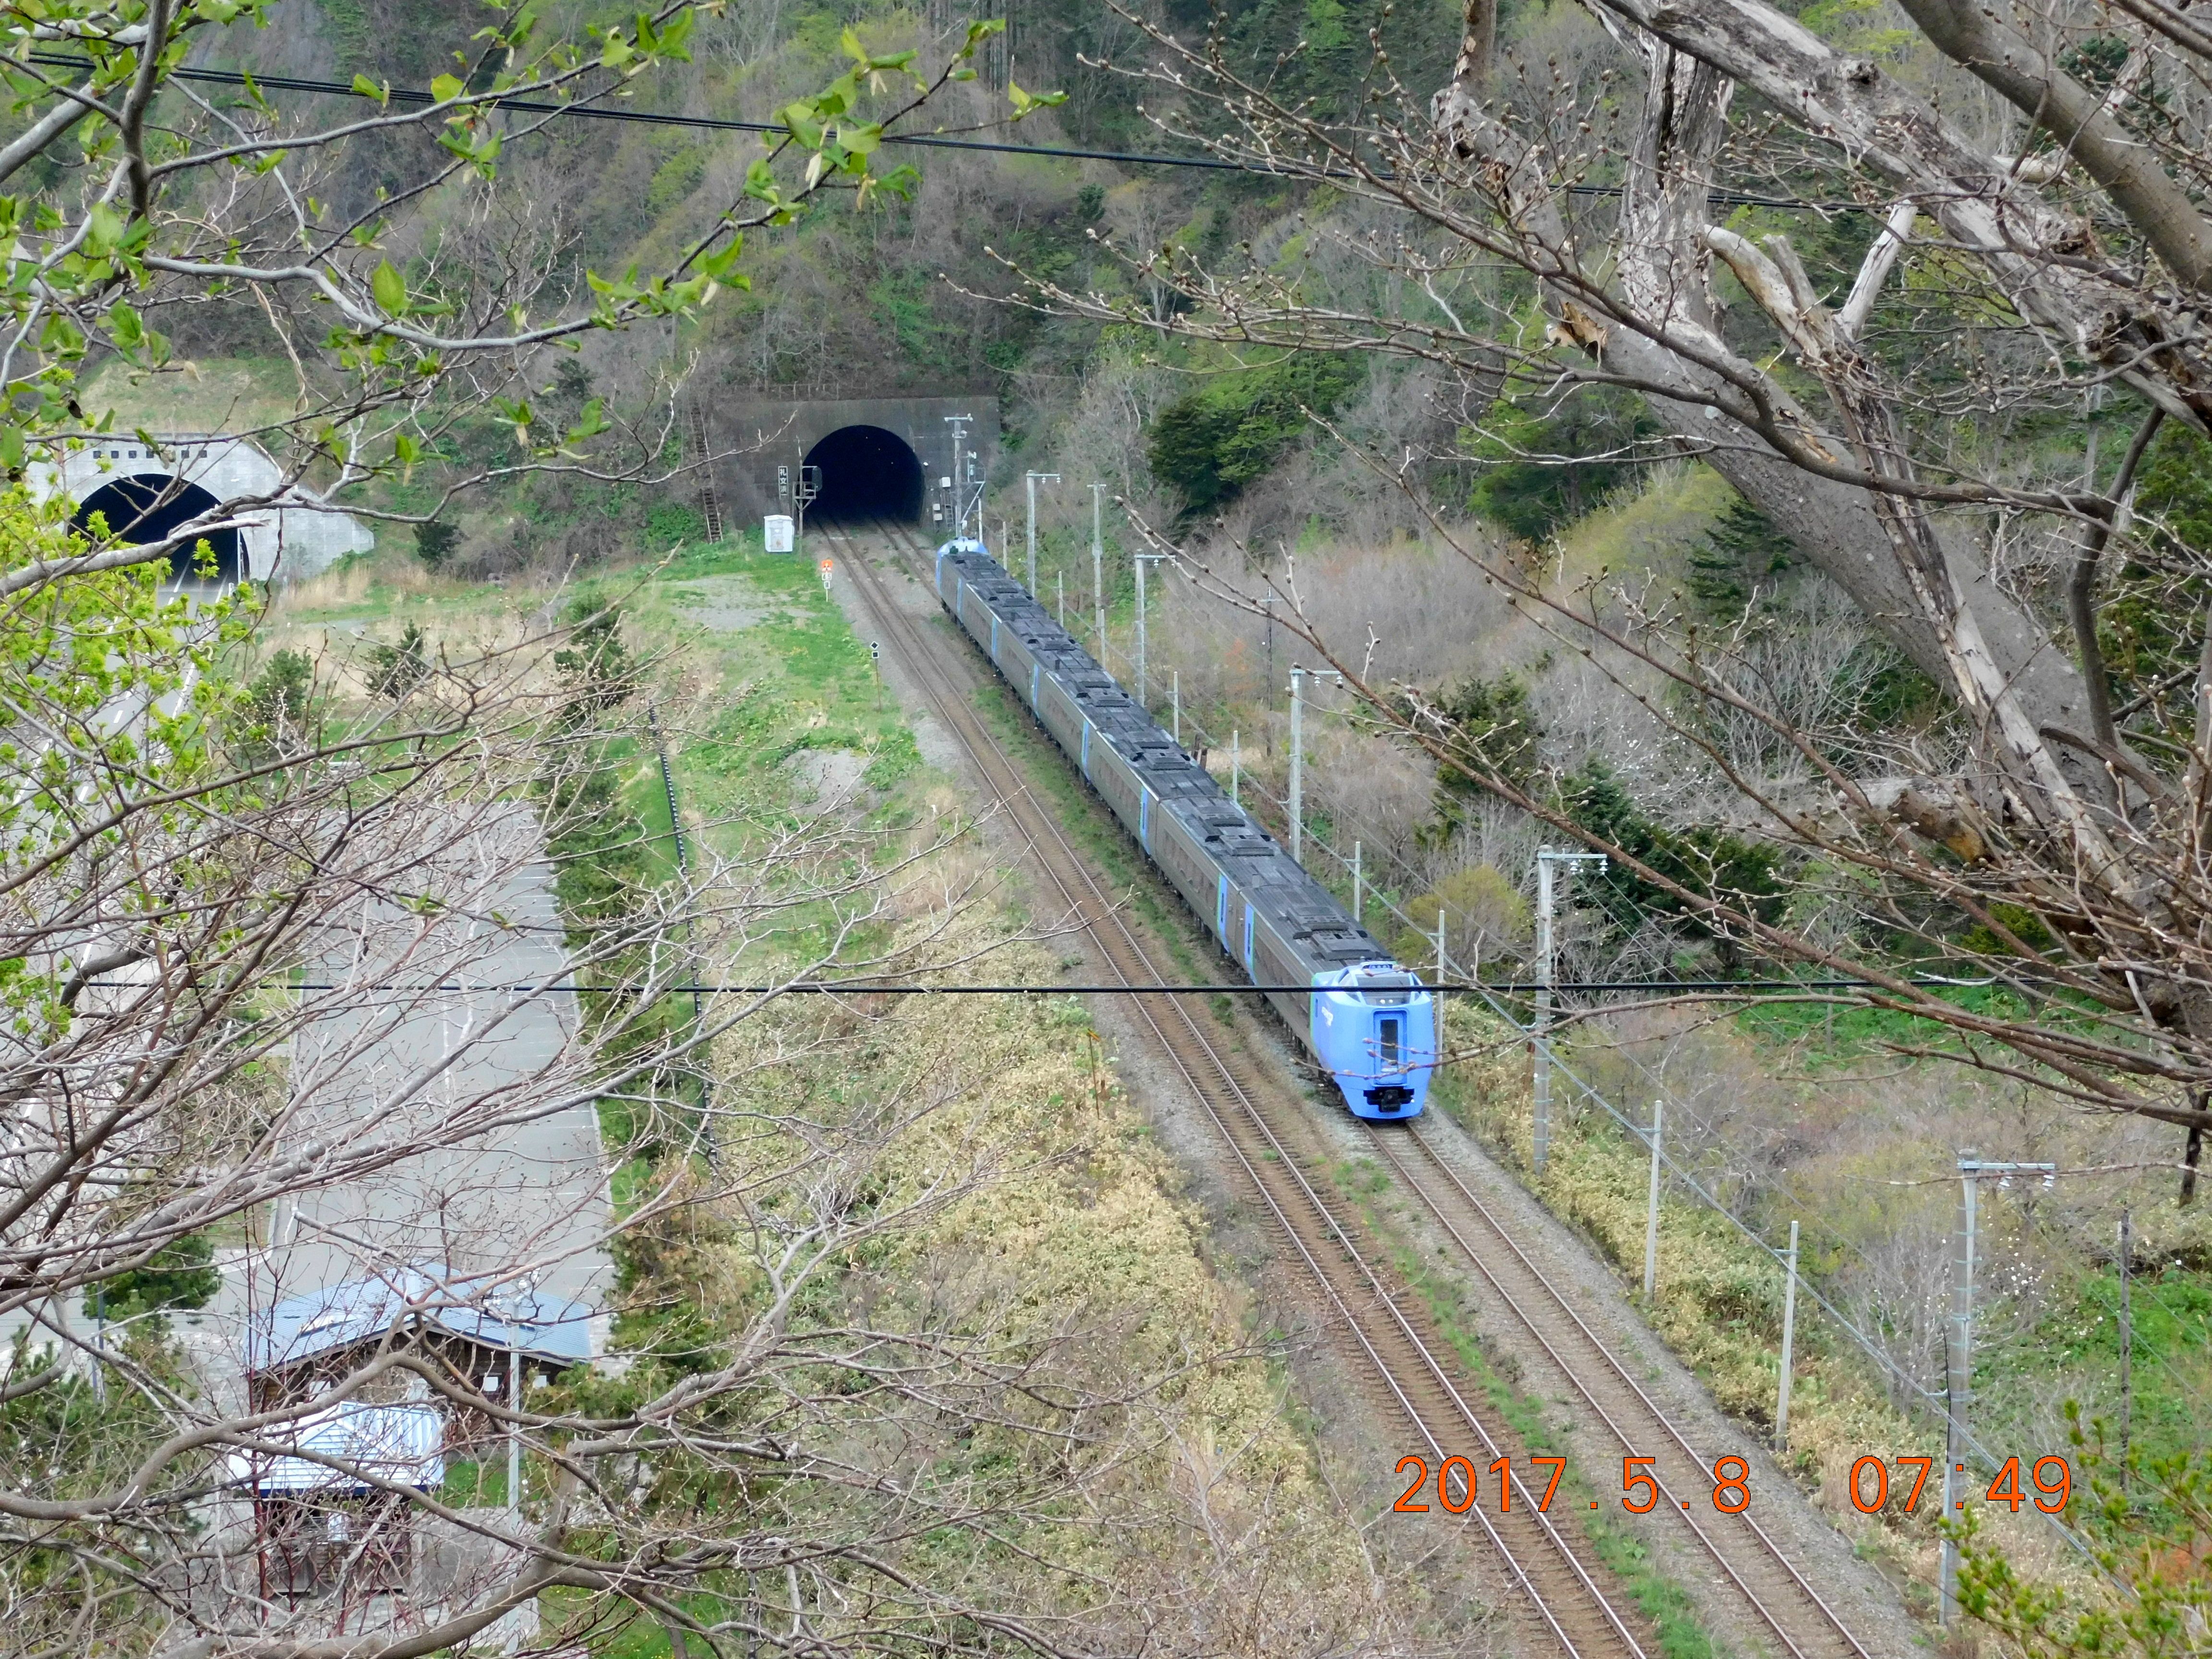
{"left": 232, "top": 1401, "right": 443, "bottom": 1605}
{"left": 29, "top": 432, "right": 374, "bottom": 585}
{"left": 247, "top": 1264, "right": 594, "bottom": 1453}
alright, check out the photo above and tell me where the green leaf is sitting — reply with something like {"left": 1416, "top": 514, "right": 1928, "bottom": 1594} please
{"left": 838, "top": 122, "right": 880, "bottom": 156}
{"left": 781, "top": 99, "right": 823, "bottom": 147}
{"left": 430, "top": 73, "right": 465, "bottom": 103}
{"left": 697, "top": 232, "right": 745, "bottom": 279}
{"left": 565, "top": 398, "right": 608, "bottom": 444}
{"left": 108, "top": 303, "right": 144, "bottom": 349}
{"left": 0, "top": 426, "right": 23, "bottom": 471}
{"left": 350, "top": 74, "right": 390, "bottom": 105}
{"left": 85, "top": 201, "right": 122, "bottom": 255}
{"left": 370, "top": 261, "right": 407, "bottom": 317}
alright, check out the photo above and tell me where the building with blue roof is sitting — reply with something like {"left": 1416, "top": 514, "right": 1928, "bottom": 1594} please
{"left": 246, "top": 1264, "right": 594, "bottom": 1450}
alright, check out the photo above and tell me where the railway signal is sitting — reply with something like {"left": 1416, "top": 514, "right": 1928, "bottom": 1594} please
{"left": 818, "top": 558, "right": 833, "bottom": 594}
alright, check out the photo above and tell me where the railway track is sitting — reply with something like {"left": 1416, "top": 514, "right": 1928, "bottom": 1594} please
{"left": 824, "top": 516, "right": 1652, "bottom": 1659}
{"left": 1369, "top": 1127, "right": 1876, "bottom": 1659}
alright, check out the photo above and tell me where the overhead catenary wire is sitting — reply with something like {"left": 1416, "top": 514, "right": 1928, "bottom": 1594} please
{"left": 111, "top": 978, "right": 1894, "bottom": 994}
{"left": 24, "top": 52, "right": 1857, "bottom": 212}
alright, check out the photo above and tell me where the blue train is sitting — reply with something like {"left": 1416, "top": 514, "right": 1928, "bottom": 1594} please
{"left": 935, "top": 538, "right": 1436, "bottom": 1119}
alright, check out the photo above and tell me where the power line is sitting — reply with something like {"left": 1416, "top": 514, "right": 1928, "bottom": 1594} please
{"left": 27, "top": 52, "right": 1850, "bottom": 210}
{"left": 92, "top": 977, "right": 1892, "bottom": 994}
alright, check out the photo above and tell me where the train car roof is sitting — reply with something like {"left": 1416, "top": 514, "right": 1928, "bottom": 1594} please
{"left": 947, "top": 549, "right": 1391, "bottom": 970}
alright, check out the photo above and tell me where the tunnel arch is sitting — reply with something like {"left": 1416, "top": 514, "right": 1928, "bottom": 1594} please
{"left": 72, "top": 474, "right": 241, "bottom": 584}
{"left": 804, "top": 425, "right": 923, "bottom": 524}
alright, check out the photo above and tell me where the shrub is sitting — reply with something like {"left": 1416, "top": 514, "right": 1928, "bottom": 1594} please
{"left": 84, "top": 1233, "right": 217, "bottom": 1329}
{"left": 413, "top": 519, "right": 460, "bottom": 569}
{"left": 1146, "top": 354, "right": 1362, "bottom": 512}
{"left": 365, "top": 621, "right": 429, "bottom": 699}
{"left": 1465, "top": 387, "right": 1658, "bottom": 542}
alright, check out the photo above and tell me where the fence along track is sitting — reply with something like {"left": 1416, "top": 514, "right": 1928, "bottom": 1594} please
{"left": 1366, "top": 1099, "right": 1878, "bottom": 1659}
{"left": 828, "top": 517, "right": 1650, "bottom": 1659}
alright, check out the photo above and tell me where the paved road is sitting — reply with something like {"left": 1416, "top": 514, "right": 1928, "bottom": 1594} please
{"left": 257, "top": 807, "right": 613, "bottom": 1324}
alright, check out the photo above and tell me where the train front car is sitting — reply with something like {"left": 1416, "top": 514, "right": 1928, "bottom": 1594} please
{"left": 1310, "top": 965, "right": 1437, "bottom": 1120}
{"left": 935, "top": 536, "right": 990, "bottom": 590}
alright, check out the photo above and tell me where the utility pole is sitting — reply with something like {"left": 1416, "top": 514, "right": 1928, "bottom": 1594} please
{"left": 1776, "top": 1220, "right": 1800, "bottom": 1450}
{"left": 1944, "top": 1152, "right": 2057, "bottom": 1626}
{"left": 1533, "top": 849, "right": 1605, "bottom": 1178}
{"left": 1287, "top": 665, "right": 1342, "bottom": 866}
{"left": 509, "top": 1340, "right": 521, "bottom": 1515}
{"left": 1025, "top": 471, "right": 1058, "bottom": 595}
{"left": 1090, "top": 483, "right": 1106, "bottom": 658}
{"left": 1943, "top": 1150, "right": 1975, "bottom": 1631}
{"left": 1643, "top": 1101, "right": 1663, "bottom": 1298}
{"left": 2119, "top": 1211, "right": 2133, "bottom": 1489}
{"left": 1436, "top": 907, "right": 1446, "bottom": 984}
{"left": 1057, "top": 569, "right": 1065, "bottom": 629}
{"left": 1262, "top": 600, "right": 1276, "bottom": 755}
{"left": 1172, "top": 670, "right": 1180, "bottom": 747}
{"left": 1230, "top": 729, "right": 1240, "bottom": 807}
{"left": 1135, "top": 553, "right": 1169, "bottom": 709}
{"left": 1352, "top": 841, "right": 1363, "bottom": 929}
{"left": 944, "top": 415, "right": 979, "bottom": 542}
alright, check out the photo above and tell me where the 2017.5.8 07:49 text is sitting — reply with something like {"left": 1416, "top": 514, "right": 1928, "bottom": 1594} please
{"left": 1395, "top": 1454, "right": 2073, "bottom": 1517}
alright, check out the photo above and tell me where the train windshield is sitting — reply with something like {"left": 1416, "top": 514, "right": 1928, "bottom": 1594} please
{"left": 1350, "top": 974, "right": 1415, "bottom": 1005}
{"left": 1379, "top": 1016, "right": 1402, "bottom": 1066}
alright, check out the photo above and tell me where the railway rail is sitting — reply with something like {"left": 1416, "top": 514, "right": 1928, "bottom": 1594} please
{"left": 1370, "top": 1127, "right": 1877, "bottom": 1659}
{"left": 825, "top": 515, "right": 1652, "bottom": 1659}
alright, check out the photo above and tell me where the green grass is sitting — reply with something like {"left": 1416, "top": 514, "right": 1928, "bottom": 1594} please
{"left": 2001, "top": 1262, "right": 2212, "bottom": 1467}
{"left": 442, "top": 1455, "right": 508, "bottom": 1508}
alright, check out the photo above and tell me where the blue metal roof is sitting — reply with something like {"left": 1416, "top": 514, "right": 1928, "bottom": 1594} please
{"left": 245, "top": 1263, "right": 593, "bottom": 1375}
{"left": 229, "top": 1401, "right": 445, "bottom": 1494}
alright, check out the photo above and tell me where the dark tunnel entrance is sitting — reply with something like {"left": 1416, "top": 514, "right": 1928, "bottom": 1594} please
{"left": 72, "top": 475, "right": 241, "bottom": 584}
{"left": 805, "top": 425, "right": 923, "bottom": 524}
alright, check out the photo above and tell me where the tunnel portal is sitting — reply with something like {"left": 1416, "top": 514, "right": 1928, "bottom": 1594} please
{"left": 805, "top": 425, "right": 924, "bottom": 524}
{"left": 73, "top": 475, "right": 241, "bottom": 583}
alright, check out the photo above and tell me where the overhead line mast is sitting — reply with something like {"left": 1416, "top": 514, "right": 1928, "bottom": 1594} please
{"left": 943, "top": 414, "right": 982, "bottom": 545}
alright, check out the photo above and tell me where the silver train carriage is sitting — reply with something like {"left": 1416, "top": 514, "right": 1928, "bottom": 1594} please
{"left": 933, "top": 538, "right": 1436, "bottom": 1119}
